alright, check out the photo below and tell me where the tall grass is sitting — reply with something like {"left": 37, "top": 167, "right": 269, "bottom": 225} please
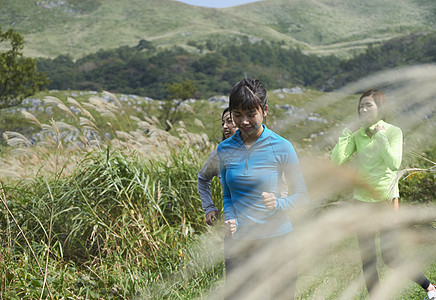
{"left": 0, "top": 92, "right": 222, "bottom": 299}
{"left": 1, "top": 65, "right": 436, "bottom": 299}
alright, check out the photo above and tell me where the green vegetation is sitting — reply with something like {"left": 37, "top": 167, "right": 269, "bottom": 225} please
{"left": 0, "top": 93, "right": 224, "bottom": 299}
{"left": 0, "top": 0, "right": 435, "bottom": 58}
{"left": 0, "top": 147, "right": 226, "bottom": 299}
{"left": 0, "top": 26, "right": 49, "bottom": 109}
{"left": 35, "top": 38, "right": 340, "bottom": 99}
{"left": 162, "top": 80, "right": 198, "bottom": 131}
{"left": 399, "top": 147, "right": 436, "bottom": 205}
{"left": 32, "top": 31, "right": 436, "bottom": 100}
{"left": 325, "top": 32, "right": 436, "bottom": 90}
{"left": 1, "top": 84, "right": 435, "bottom": 298}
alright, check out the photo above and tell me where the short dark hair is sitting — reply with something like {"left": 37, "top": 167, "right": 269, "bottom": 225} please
{"left": 222, "top": 107, "right": 230, "bottom": 120}
{"left": 221, "top": 107, "right": 230, "bottom": 141}
{"left": 229, "top": 78, "right": 267, "bottom": 112}
{"left": 358, "top": 88, "right": 385, "bottom": 119}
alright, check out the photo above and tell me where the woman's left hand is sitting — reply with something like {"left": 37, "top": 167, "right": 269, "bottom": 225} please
{"left": 262, "top": 192, "right": 276, "bottom": 210}
{"left": 224, "top": 219, "right": 237, "bottom": 236}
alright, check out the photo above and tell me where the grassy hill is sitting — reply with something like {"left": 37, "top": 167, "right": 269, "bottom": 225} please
{"left": 224, "top": 0, "right": 436, "bottom": 54}
{"left": 0, "top": 0, "right": 435, "bottom": 59}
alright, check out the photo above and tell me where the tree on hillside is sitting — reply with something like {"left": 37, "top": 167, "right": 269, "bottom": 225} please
{"left": 37, "top": 55, "right": 77, "bottom": 90}
{"left": 161, "top": 80, "right": 197, "bottom": 131}
{"left": 136, "top": 39, "right": 155, "bottom": 53}
{"left": 0, "top": 27, "right": 49, "bottom": 109}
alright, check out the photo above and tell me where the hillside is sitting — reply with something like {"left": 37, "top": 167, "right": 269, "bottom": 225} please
{"left": 0, "top": 0, "right": 435, "bottom": 59}
{"left": 2, "top": 61, "right": 435, "bottom": 155}
{"left": 224, "top": 0, "right": 436, "bottom": 55}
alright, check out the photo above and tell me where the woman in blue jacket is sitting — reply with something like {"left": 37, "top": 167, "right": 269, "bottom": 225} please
{"left": 217, "top": 78, "right": 309, "bottom": 299}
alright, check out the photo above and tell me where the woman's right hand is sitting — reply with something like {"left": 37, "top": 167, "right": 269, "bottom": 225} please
{"left": 224, "top": 219, "right": 237, "bottom": 236}
{"left": 205, "top": 210, "right": 220, "bottom": 226}
{"left": 262, "top": 192, "right": 276, "bottom": 210}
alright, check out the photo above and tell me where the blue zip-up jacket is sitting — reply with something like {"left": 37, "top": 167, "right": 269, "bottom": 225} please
{"left": 217, "top": 125, "right": 309, "bottom": 240}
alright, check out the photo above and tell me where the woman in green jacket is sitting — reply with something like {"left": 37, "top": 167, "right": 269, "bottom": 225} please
{"left": 331, "top": 89, "right": 435, "bottom": 299}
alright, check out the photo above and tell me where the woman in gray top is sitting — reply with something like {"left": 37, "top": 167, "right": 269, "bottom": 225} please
{"left": 197, "top": 107, "right": 237, "bottom": 225}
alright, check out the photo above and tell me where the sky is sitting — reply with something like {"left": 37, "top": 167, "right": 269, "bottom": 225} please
{"left": 174, "top": 0, "right": 263, "bottom": 8}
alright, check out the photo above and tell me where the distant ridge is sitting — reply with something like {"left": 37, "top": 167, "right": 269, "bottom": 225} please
{"left": 0, "top": 0, "right": 435, "bottom": 58}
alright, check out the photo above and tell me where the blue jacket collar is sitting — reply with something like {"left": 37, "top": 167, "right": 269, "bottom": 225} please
{"left": 233, "top": 124, "right": 271, "bottom": 147}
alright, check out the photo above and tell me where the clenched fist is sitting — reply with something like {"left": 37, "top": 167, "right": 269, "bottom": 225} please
{"left": 262, "top": 192, "right": 276, "bottom": 210}
{"left": 224, "top": 219, "right": 237, "bottom": 236}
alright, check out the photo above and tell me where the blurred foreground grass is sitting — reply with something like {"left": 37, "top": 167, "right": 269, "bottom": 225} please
{"left": 0, "top": 83, "right": 435, "bottom": 299}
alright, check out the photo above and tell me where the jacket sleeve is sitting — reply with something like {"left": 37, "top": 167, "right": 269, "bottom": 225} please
{"left": 374, "top": 126, "right": 402, "bottom": 171}
{"left": 217, "top": 147, "right": 237, "bottom": 225}
{"left": 197, "top": 149, "right": 219, "bottom": 216}
{"left": 275, "top": 143, "right": 310, "bottom": 211}
{"left": 331, "top": 128, "right": 357, "bottom": 165}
